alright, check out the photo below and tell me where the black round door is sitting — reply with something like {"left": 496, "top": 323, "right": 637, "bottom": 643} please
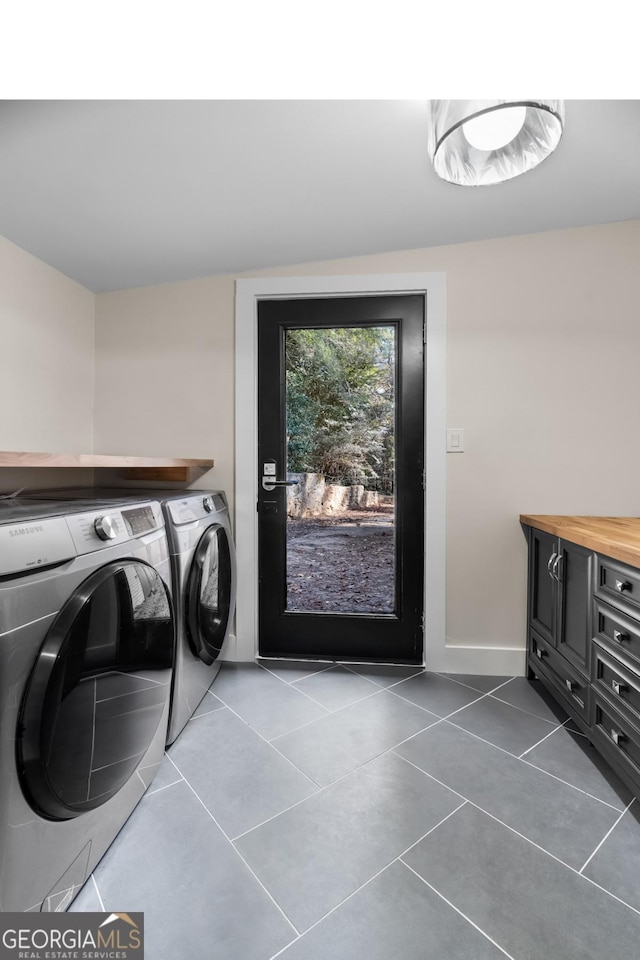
{"left": 185, "top": 524, "right": 232, "bottom": 666}
{"left": 18, "top": 560, "right": 174, "bottom": 821}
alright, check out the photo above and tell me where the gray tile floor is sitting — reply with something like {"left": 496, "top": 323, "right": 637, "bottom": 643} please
{"left": 71, "top": 661, "right": 640, "bottom": 960}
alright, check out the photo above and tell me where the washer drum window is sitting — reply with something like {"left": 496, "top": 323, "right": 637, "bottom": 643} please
{"left": 17, "top": 560, "right": 174, "bottom": 821}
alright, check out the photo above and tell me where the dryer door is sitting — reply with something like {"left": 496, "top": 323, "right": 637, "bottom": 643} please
{"left": 185, "top": 523, "right": 233, "bottom": 665}
{"left": 18, "top": 560, "right": 174, "bottom": 820}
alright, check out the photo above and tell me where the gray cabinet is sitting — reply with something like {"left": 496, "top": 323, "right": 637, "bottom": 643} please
{"left": 590, "top": 556, "right": 640, "bottom": 795}
{"left": 527, "top": 529, "right": 593, "bottom": 677}
{"left": 525, "top": 522, "right": 640, "bottom": 800}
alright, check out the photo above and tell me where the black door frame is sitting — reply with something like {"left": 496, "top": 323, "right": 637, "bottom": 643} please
{"left": 257, "top": 295, "right": 425, "bottom": 664}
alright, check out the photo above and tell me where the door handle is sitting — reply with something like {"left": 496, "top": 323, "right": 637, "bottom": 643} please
{"left": 262, "top": 477, "right": 299, "bottom": 491}
{"left": 547, "top": 552, "right": 558, "bottom": 579}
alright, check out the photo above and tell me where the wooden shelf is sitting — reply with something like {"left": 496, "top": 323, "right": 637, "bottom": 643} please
{"left": 0, "top": 451, "right": 214, "bottom": 483}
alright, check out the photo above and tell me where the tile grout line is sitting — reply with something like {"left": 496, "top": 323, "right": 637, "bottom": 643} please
{"left": 213, "top": 673, "right": 640, "bottom": 921}
{"left": 392, "top": 748, "right": 640, "bottom": 914}
{"left": 579, "top": 797, "right": 636, "bottom": 874}
{"left": 258, "top": 660, "right": 336, "bottom": 685}
{"left": 189, "top": 703, "right": 226, "bottom": 721}
{"left": 169, "top": 714, "right": 326, "bottom": 840}
{"left": 219, "top": 662, "right": 332, "bottom": 715}
{"left": 145, "top": 776, "right": 185, "bottom": 797}
{"left": 436, "top": 673, "right": 514, "bottom": 695}
{"left": 231, "top": 723, "right": 444, "bottom": 842}
{"left": 489, "top": 691, "right": 569, "bottom": 726}
{"left": 519, "top": 721, "right": 566, "bottom": 758}
{"left": 441, "top": 717, "right": 536, "bottom": 760}
{"left": 519, "top": 756, "right": 628, "bottom": 814}
{"left": 392, "top": 750, "right": 469, "bottom": 806}
{"left": 216, "top": 673, "right": 628, "bottom": 834}
{"left": 266, "top": 684, "right": 392, "bottom": 743}
{"left": 386, "top": 676, "right": 542, "bottom": 734}
{"left": 289, "top": 677, "right": 385, "bottom": 714}
{"left": 213, "top": 670, "right": 634, "bottom": 850}
{"left": 400, "top": 860, "right": 518, "bottom": 960}
{"left": 436, "top": 717, "right": 628, "bottom": 811}
{"left": 226, "top": 683, "right": 623, "bottom": 847}
{"left": 91, "top": 874, "right": 105, "bottom": 912}
{"left": 266, "top": 800, "right": 469, "bottom": 960}
{"left": 461, "top": 797, "right": 640, "bottom": 918}
{"left": 164, "top": 753, "right": 301, "bottom": 938}
{"left": 192, "top": 702, "right": 323, "bottom": 790}
{"left": 254, "top": 661, "right": 344, "bottom": 712}
{"left": 424, "top": 671, "right": 572, "bottom": 730}
{"left": 339, "top": 662, "right": 426, "bottom": 688}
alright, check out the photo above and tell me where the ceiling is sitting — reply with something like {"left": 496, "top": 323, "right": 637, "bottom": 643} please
{"left": 1, "top": 99, "right": 639, "bottom": 293}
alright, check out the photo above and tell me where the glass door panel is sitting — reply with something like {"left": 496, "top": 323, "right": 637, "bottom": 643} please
{"left": 284, "top": 325, "right": 396, "bottom": 615}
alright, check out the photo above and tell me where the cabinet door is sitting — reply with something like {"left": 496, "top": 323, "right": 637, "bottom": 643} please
{"left": 528, "top": 529, "right": 557, "bottom": 647}
{"left": 556, "top": 539, "right": 593, "bottom": 676}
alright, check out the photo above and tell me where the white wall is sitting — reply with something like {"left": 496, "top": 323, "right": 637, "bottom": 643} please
{"left": 92, "top": 219, "right": 640, "bottom": 672}
{"left": 0, "top": 235, "right": 95, "bottom": 493}
{"left": 94, "top": 277, "right": 234, "bottom": 502}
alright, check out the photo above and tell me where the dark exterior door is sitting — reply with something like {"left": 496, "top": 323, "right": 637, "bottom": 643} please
{"left": 257, "top": 295, "right": 425, "bottom": 663}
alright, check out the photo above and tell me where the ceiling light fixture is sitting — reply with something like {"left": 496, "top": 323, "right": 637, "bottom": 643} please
{"left": 427, "top": 100, "right": 565, "bottom": 186}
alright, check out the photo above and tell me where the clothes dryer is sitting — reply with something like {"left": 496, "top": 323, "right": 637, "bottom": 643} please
{"left": 159, "top": 490, "right": 236, "bottom": 743}
{"left": 0, "top": 497, "right": 174, "bottom": 912}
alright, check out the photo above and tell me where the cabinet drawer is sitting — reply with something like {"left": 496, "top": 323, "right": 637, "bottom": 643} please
{"left": 595, "top": 555, "right": 640, "bottom": 615}
{"left": 593, "top": 643, "right": 640, "bottom": 723}
{"left": 593, "top": 598, "right": 640, "bottom": 668}
{"left": 591, "top": 691, "right": 640, "bottom": 789}
{"left": 529, "top": 631, "right": 589, "bottom": 721}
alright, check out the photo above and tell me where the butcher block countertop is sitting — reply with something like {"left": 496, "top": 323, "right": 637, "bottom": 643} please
{"left": 520, "top": 515, "right": 640, "bottom": 569}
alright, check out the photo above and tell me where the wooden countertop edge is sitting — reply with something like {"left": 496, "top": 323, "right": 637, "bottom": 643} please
{"left": 520, "top": 515, "right": 640, "bottom": 568}
{"left": 0, "top": 451, "right": 214, "bottom": 469}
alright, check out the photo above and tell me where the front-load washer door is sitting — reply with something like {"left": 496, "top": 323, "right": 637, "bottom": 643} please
{"left": 185, "top": 524, "right": 233, "bottom": 666}
{"left": 17, "top": 560, "right": 174, "bottom": 821}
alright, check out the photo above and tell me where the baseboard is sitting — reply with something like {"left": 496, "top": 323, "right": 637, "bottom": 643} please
{"left": 426, "top": 643, "right": 527, "bottom": 677}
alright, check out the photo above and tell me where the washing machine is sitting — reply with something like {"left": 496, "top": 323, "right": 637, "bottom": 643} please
{"left": 0, "top": 496, "right": 175, "bottom": 912}
{"left": 21, "top": 488, "right": 237, "bottom": 745}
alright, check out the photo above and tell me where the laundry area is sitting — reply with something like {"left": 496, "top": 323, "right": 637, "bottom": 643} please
{"left": 1, "top": 77, "right": 640, "bottom": 960}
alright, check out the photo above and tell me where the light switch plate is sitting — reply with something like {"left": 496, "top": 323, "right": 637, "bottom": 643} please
{"left": 446, "top": 428, "right": 464, "bottom": 452}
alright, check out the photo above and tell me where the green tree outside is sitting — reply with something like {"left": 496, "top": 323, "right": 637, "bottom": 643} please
{"left": 285, "top": 325, "right": 395, "bottom": 488}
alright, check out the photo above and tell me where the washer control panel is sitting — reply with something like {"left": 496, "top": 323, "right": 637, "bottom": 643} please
{"left": 65, "top": 502, "right": 163, "bottom": 554}
{"left": 121, "top": 505, "right": 158, "bottom": 536}
{"left": 94, "top": 515, "right": 118, "bottom": 541}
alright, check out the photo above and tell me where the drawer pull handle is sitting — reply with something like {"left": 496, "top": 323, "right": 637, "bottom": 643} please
{"left": 611, "top": 680, "right": 627, "bottom": 696}
{"left": 615, "top": 579, "right": 632, "bottom": 593}
{"left": 536, "top": 647, "right": 547, "bottom": 660}
{"left": 565, "top": 678, "right": 574, "bottom": 692}
{"left": 611, "top": 729, "right": 625, "bottom": 746}
{"left": 613, "top": 629, "right": 629, "bottom": 644}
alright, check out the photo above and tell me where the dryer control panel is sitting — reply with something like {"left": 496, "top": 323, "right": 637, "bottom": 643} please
{"left": 167, "top": 493, "right": 227, "bottom": 526}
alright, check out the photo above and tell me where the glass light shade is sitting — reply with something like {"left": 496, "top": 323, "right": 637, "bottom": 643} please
{"left": 427, "top": 100, "right": 565, "bottom": 186}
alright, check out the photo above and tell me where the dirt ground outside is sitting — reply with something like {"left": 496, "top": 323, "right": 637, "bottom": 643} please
{"left": 286, "top": 497, "right": 395, "bottom": 613}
